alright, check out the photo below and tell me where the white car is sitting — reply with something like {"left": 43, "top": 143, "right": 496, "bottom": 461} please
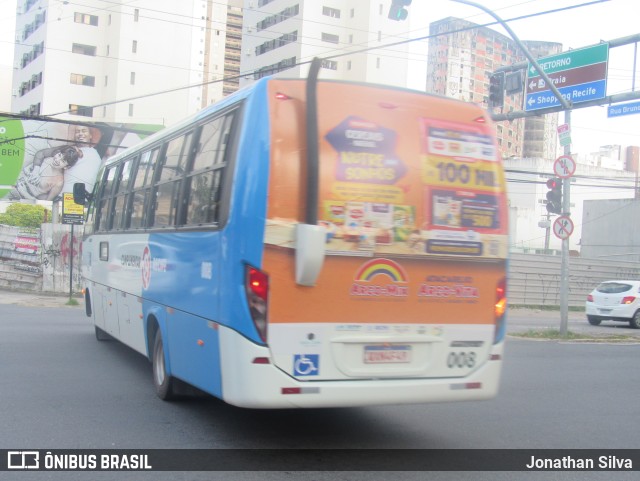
{"left": 585, "top": 280, "right": 640, "bottom": 329}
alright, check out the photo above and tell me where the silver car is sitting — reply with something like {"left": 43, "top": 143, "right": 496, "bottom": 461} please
{"left": 585, "top": 280, "right": 640, "bottom": 329}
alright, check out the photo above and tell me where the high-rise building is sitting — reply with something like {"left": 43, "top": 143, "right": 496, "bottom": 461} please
{"left": 12, "top": 0, "right": 242, "bottom": 127}
{"left": 426, "top": 17, "right": 562, "bottom": 159}
{"left": 239, "top": 0, "right": 426, "bottom": 89}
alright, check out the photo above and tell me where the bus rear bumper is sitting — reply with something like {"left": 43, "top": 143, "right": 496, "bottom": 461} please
{"left": 218, "top": 326, "right": 503, "bottom": 409}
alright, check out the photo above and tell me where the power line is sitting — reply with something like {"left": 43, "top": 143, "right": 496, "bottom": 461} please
{"left": 36, "top": 0, "right": 607, "bottom": 117}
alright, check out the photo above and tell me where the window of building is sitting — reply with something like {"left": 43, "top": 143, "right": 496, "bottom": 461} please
{"left": 321, "top": 32, "right": 339, "bottom": 44}
{"left": 70, "top": 73, "right": 96, "bottom": 86}
{"left": 376, "top": 57, "right": 380, "bottom": 68}
{"left": 72, "top": 43, "right": 97, "bottom": 56}
{"left": 69, "top": 104, "right": 94, "bottom": 117}
{"left": 256, "top": 4, "right": 299, "bottom": 31}
{"left": 321, "top": 59, "right": 337, "bottom": 70}
{"left": 254, "top": 57, "right": 297, "bottom": 80}
{"left": 255, "top": 31, "right": 298, "bottom": 56}
{"left": 322, "top": 6, "right": 340, "bottom": 18}
{"left": 74, "top": 12, "right": 98, "bottom": 26}
{"left": 132, "top": 40, "right": 137, "bottom": 53}
{"left": 129, "top": 104, "right": 134, "bottom": 116}
{"left": 130, "top": 72, "right": 136, "bottom": 85}
{"left": 22, "top": 11, "right": 46, "bottom": 41}
{"left": 134, "top": 9, "right": 139, "bottom": 22}
{"left": 20, "top": 103, "right": 41, "bottom": 116}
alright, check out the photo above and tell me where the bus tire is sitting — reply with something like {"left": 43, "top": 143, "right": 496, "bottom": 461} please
{"left": 152, "top": 329, "right": 175, "bottom": 400}
{"left": 95, "top": 326, "right": 110, "bottom": 341}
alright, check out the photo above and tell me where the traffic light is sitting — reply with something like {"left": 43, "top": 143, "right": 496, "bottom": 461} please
{"left": 488, "top": 72, "right": 505, "bottom": 108}
{"left": 388, "top": 0, "right": 412, "bottom": 21}
{"left": 546, "top": 178, "right": 562, "bottom": 214}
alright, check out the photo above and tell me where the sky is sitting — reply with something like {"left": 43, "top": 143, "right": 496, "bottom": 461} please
{"left": 1, "top": 0, "right": 639, "bottom": 154}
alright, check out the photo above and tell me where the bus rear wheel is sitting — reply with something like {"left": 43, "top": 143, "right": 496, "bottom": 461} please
{"left": 152, "top": 330, "right": 176, "bottom": 400}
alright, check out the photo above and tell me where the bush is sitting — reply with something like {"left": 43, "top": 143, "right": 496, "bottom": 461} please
{"left": 0, "top": 203, "right": 51, "bottom": 228}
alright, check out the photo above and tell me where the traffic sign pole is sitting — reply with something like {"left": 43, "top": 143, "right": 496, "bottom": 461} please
{"left": 560, "top": 110, "right": 571, "bottom": 336}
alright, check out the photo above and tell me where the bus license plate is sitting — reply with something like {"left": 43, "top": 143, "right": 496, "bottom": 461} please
{"left": 364, "top": 345, "right": 411, "bottom": 364}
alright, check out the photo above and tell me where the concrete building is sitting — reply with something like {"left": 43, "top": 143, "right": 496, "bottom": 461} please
{"left": 426, "top": 17, "right": 562, "bottom": 160}
{"left": 239, "top": 0, "right": 427, "bottom": 88}
{"left": 581, "top": 198, "right": 640, "bottom": 262}
{"left": 504, "top": 155, "right": 638, "bottom": 255}
{"left": 12, "top": 0, "right": 242, "bottom": 127}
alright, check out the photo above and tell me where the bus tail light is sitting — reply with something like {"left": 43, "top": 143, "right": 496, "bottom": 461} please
{"left": 494, "top": 277, "right": 507, "bottom": 344}
{"left": 246, "top": 265, "right": 269, "bottom": 343}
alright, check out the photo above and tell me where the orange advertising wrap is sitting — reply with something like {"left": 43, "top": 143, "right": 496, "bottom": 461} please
{"left": 264, "top": 80, "right": 507, "bottom": 326}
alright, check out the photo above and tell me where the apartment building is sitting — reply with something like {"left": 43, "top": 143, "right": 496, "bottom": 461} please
{"left": 239, "top": 0, "right": 426, "bottom": 89}
{"left": 12, "top": 0, "right": 241, "bottom": 127}
{"left": 426, "top": 17, "right": 562, "bottom": 160}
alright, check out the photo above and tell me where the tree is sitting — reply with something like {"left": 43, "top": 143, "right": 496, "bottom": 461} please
{"left": 0, "top": 203, "right": 51, "bottom": 228}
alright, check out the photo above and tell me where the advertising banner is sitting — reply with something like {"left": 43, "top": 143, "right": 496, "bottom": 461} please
{"left": 0, "top": 117, "right": 162, "bottom": 202}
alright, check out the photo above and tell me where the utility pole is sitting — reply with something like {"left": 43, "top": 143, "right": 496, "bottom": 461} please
{"left": 559, "top": 110, "right": 571, "bottom": 336}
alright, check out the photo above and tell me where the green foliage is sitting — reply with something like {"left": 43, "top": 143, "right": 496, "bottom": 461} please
{"left": 512, "top": 329, "right": 636, "bottom": 342}
{"left": 0, "top": 203, "right": 51, "bottom": 228}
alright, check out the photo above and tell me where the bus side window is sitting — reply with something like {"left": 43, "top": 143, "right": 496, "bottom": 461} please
{"left": 149, "top": 132, "right": 195, "bottom": 228}
{"left": 112, "top": 158, "right": 136, "bottom": 230}
{"left": 129, "top": 149, "right": 159, "bottom": 229}
{"left": 184, "top": 112, "right": 234, "bottom": 226}
{"left": 185, "top": 170, "right": 222, "bottom": 225}
{"left": 95, "top": 166, "right": 118, "bottom": 232}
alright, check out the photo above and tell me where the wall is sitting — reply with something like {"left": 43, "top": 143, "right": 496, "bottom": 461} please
{"left": 508, "top": 252, "right": 640, "bottom": 308}
{"left": 581, "top": 199, "right": 640, "bottom": 262}
{"left": 0, "top": 223, "right": 81, "bottom": 294}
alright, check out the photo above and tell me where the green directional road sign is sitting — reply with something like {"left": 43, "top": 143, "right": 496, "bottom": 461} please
{"left": 525, "top": 43, "right": 609, "bottom": 111}
{"left": 527, "top": 43, "right": 609, "bottom": 78}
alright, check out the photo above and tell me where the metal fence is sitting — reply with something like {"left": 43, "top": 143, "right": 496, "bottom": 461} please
{"left": 508, "top": 252, "right": 640, "bottom": 308}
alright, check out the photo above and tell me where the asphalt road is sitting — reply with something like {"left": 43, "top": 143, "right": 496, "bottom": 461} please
{"left": 1, "top": 297, "right": 639, "bottom": 480}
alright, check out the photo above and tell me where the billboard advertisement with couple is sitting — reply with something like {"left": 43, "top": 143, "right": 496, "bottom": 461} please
{"left": 0, "top": 117, "right": 162, "bottom": 202}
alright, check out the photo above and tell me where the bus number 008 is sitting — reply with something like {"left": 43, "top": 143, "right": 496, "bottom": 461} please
{"left": 447, "top": 351, "right": 476, "bottom": 368}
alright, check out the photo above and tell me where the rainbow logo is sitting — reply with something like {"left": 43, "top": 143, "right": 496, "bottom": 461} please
{"left": 354, "top": 258, "right": 408, "bottom": 283}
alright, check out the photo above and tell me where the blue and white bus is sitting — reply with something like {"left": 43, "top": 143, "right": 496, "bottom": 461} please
{"left": 75, "top": 62, "right": 508, "bottom": 408}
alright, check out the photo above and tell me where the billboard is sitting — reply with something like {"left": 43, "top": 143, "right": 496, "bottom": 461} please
{"left": 0, "top": 117, "right": 162, "bottom": 201}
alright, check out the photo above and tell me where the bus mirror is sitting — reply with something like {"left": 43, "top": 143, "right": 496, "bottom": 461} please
{"left": 295, "top": 223, "right": 326, "bottom": 286}
{"left": 73, "top": 183, "right": 88, "bottom": 205}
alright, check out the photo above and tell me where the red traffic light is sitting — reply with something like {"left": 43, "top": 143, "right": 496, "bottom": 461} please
{"left": 545, "top": 178, "right": 562, "bottom": 214}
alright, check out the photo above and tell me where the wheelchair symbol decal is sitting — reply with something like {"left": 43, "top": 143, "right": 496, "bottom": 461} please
{"left": 293, "top": 354, "right": 319, "bottom": 376}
